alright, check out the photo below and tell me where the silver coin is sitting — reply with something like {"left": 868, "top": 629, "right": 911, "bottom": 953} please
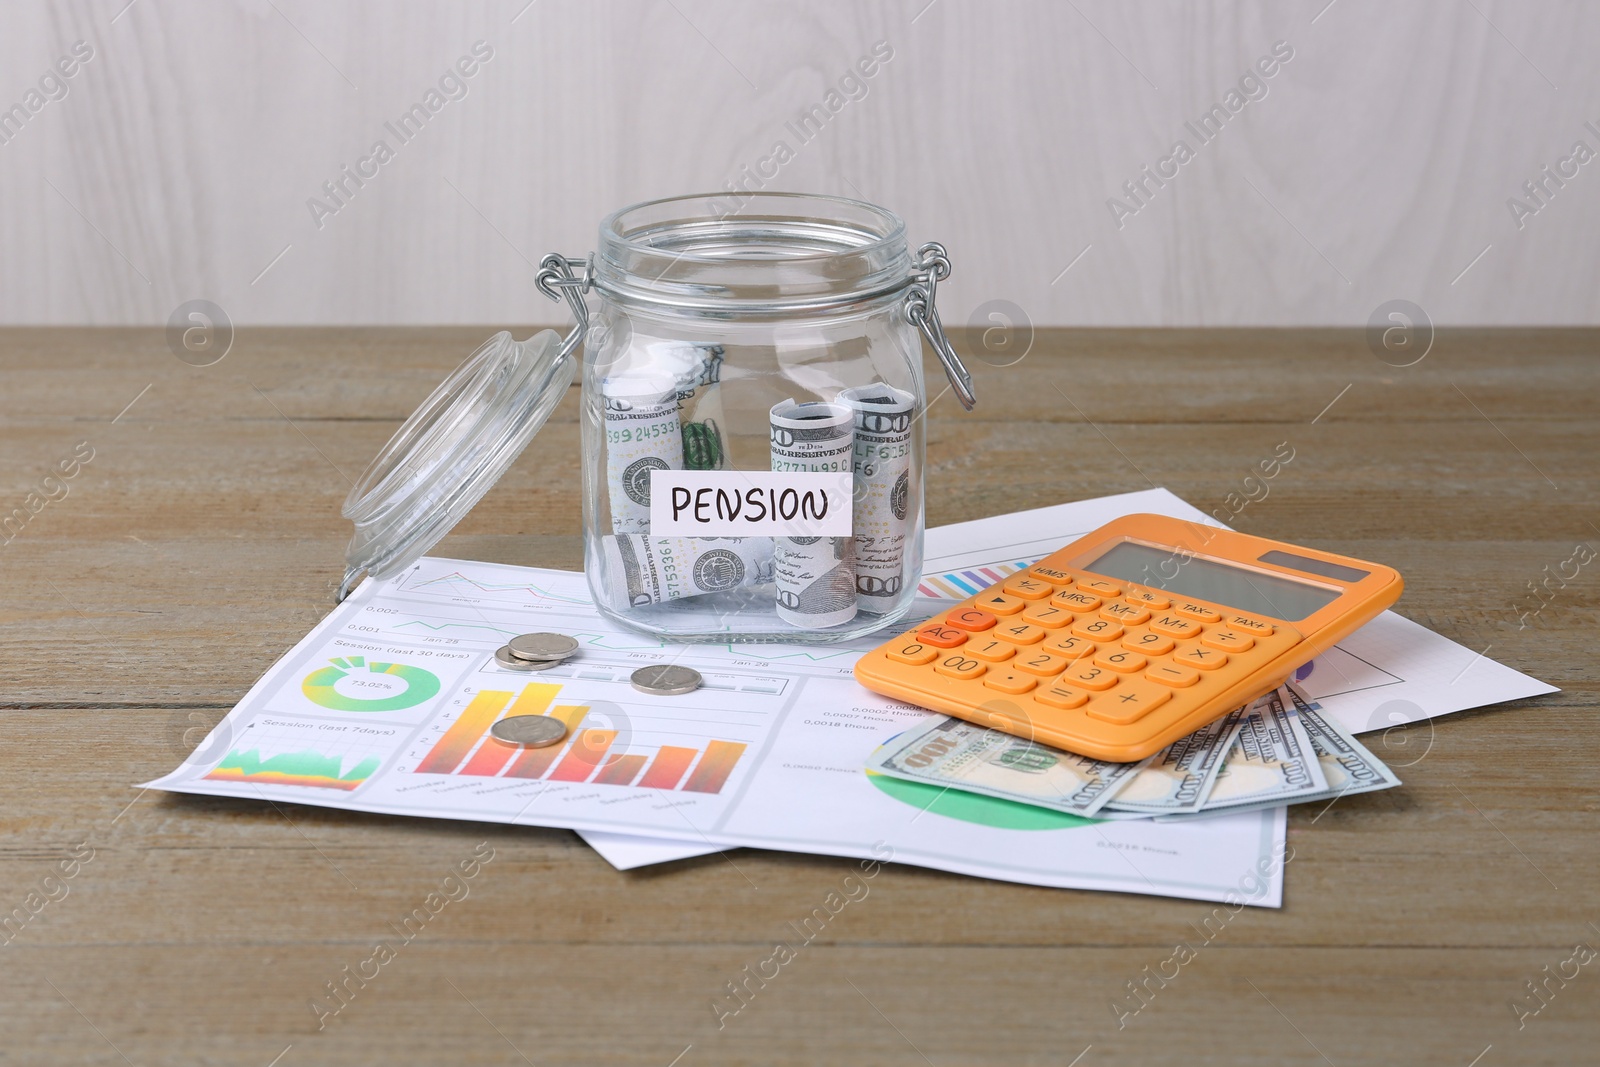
{"left": 489, "top": 715, "right": 569, "bottom": 747}
{"left": 507, "top": 632, "right": 580, "bottom": 662}
{"left": 630, "top": 664, "right": 702, "bottom": 696}
{"left": 495, "top": 645, "right": 557, "bottom": 671}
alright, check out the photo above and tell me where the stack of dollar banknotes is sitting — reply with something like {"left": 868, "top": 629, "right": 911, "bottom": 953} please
{"left": 867, "top": 682, "right": 1400, "bottom": 819}
{"left": 598, "top": 342, "right": 916, "bottom": 629}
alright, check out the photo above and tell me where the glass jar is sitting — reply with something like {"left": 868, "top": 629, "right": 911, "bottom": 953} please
{"left": 340, "top": 192, "right": 976, "bottom": 644}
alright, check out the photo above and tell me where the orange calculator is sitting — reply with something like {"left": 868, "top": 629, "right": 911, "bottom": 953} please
{"left": 854, "top": 513, "right": 1403, "bottom": 762}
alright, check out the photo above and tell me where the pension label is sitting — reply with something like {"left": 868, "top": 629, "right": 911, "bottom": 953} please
{"left": 648, "top": 470, "right": 853, "bottom": 538}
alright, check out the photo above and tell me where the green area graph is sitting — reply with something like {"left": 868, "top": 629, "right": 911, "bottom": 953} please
{"left": 206, "top": 747, "right": 381, "bottom": 791}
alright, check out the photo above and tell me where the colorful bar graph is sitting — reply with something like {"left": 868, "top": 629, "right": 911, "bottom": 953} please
{"left": 636, "top": 746, "right": 699, "bottom": 790}
{"left": 410, "top": 680, "right": 751, "bottom": 796}
{"left": 548, "top": 729, "right": 616, "bottom": 782}
{"left": 593, "top": 753, "right": 646, "bottom": 786}
{"left": 414, "top": 690, "right": 512, "bottom": 774}
{"left": 457, "top": 683, "right": 562, "bottom": 777}
{"left": 682, "top": 740, "right": 748, "bottom": 794}
{"left": 917, "top": 560, "right": 1034, "bottom": 598}
{"left": 503, "top": 705, "right": 590, "bottom": 779}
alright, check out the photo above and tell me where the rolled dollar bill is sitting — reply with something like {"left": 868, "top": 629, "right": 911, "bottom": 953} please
{"left": 1199, "top": 690, "right": 1329, "bottom": 812}
{"left": 602, "top": 375, "right": 682, "bottom": 534}
{"left": 839, "top": 385, "right": 916, "bottom": 612}
{"left": 868, "top": 716, "right": 1147, "bottom": 817}
{"left": 600, "top": 534, "right": 774, "bottom": 607}
{"left": 1103, "top": 705, "right": 1248, "bottom": 815}
{"left": 770, "top": 399, "right": 856, "bottom": 628}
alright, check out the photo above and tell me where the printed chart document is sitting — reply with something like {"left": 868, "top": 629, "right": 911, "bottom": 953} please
{"left": 142, "top": 489, "right": 1291, "bottom": 905}
{"left": 583, "top": 487, "right": 1555, "bottom": 869}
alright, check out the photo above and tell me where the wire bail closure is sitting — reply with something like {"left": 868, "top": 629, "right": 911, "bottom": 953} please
{"left": 903, "top": 242, "right": 977, "bottom": 410}
{"left": 539, "top": 244, "right": 974, "bottom": 411}
{"left": 536, "top": 253, "right": 592, "bottom": 361}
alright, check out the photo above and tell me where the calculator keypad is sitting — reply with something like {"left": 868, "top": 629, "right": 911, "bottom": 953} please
{"left": 1002, "top": 576, "right": 1055, "bottom": 601}
{"left": 1022, "top": 603, "right": 1073, "bottom": 629}
{"left": 916, "top": 625, "right": 968, "bottom": 649}
{"left": 982, "top": 668, "right": 1037, "bottom": 695}
{"left": 976, "top": 592, "right": 1026, "bottom": 615}
{"left": 934, "top": 654, "right": 985, "bottom": 680}
{"left": 946, "top": 608, "right": 997, "bottom": 632}
{"left": 860, "top": 563, "right": 1305, "bottom": 761}
{"left": 965, "top": 636, "right": 1017, "bottom": 662}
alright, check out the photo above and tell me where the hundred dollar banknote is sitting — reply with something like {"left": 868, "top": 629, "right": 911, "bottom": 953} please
{"left": 1199, "top": 689, "right": 1328, "bottom": 812}
{"left": 599, "top": 534, "right": 774, "bottom": 607}
{"left": 1167, "top": 686, "right": 1402, "bottom": 819}
{"left": 867, "top": 716, "right": 1149, "bottom": 818}
{"left": 1278, "top": 683, "right": 1401, "bottom": 807}
{"left": 1102, "top": 705, "right": 1249, "bottom": 816}
{"left": 770, "top": 398, "right": 857, "bottom": 628}
{"left": 602, "top": 374, "right": 682, "bottom": 534}
{"left": 840, "top": 384, "right": 916, "bottom": 612}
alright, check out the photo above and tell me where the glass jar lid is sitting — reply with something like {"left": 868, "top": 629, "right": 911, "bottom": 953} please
{"left": 339, "top": 329, "right": 574, "bottom": 599}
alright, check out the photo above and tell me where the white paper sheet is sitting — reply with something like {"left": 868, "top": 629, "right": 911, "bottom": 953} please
{"left": 139, "top": 494, "right": 1289, "bottom": 904}
{"left": 582, "top": 487, "right": 1555, "bottom": 870}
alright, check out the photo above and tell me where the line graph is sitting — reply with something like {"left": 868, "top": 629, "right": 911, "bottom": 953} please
{"left": 401, "top": 568, "right": 593, "bottom": 605}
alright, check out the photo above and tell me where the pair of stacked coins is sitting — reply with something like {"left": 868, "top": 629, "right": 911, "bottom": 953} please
{"left": 493, "top": 633, "right": 579, "bottom": 672}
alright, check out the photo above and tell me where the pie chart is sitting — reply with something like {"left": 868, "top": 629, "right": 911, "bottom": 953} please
{"left": 301, "top": 657, "right": 441, "bottom": 712}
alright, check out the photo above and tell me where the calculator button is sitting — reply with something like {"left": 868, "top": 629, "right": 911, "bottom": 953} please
{"left": 1035, "top": 683, "right": 1091, "bottom": 709}
{"left": 1100, "top": 603, "right": 1151, "bottom": 625}
{"left": 1200, "top": 629, "right": 1255, "bottom": 652}
{"left": 1013, "top": 649, "right": 1072, "bottom": 677}
{"left": 1053, "top": 590, "right": 1102, "bottom": 611}
{"left": 1126, "top": 590, "right": 1171, "bottom": 609}
{"left": 1022, "top": 603, "right": 1073, "bottom": 629}
{"left": 1121, "top": 630, "right": 1176, "bottom": 655}
{"left": 1093, "top": 649, "right": 1148, "bottom": 674}
{"left": 1085, "top": 682, "right": 1171, "bottom": 724}
{"left": 934, "top": 654, "right": 986, "bottom": 680}
{"left": 916, "top": 625, "right": 968, "bottom": 649}
{"left": 983, "top": 668, "right": 1037, "bottom": 695}
{"left": 994, "top": 621, "right": 1047, "bottom": 645}
{"left": 1002, "top": 576, "right": 1054, "bottom": 601}
{"left": 946, "top": 608, "right": 998, "bottom": 632}
{"left": 1149, "top": 614, "right": 1201, "bottom": 639}
{"left": 1173, "top": 644, "right": 1227, "bottom": 670}
{"left": 975, "top": 592, "right": 1026, "bottom": 616}
{"left": 886, "top": 640, "right": 939, "bottom": 666}
{"left": 1028, "top": 565, "right": 1074, "bottom": 586}
{"left": 1072, "top": 618, "right": 1124, "bottom": 642}
{"left": 1044, "top": 635, "right": 1097, "bottom": 661}
{"left": 1224, "top": 614, "right": 1276, "bottom": 636}
{"left": 1077, "top": 578, "right": 1123, "bottom": 598}
{"left": 964, "top": 636, "right": 1017, "bottom": 662}
{"left": 1145, "top": 663, "right": 1201, "bottom": 688}
{"left": 1065, "top": 664, "right": 1119, "bottom": 691}
{"left": 1174, "top": 602, "right": 1222, "bottom": 623}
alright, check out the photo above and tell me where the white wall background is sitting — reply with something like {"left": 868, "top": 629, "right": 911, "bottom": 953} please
{"left": 2, "top": 0, "right": 1598, "bottom": 326}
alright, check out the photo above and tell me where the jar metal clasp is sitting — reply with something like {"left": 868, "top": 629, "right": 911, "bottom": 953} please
{"left": 535, "top": 253, "right": 592, "bottom": 362}
{"left": 903, "top": 242, "right": 976, "bottom": 410}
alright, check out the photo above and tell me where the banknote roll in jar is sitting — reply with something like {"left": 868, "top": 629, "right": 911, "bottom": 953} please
{"left": 338, "top": 192, "right": 976, "bottom": 644}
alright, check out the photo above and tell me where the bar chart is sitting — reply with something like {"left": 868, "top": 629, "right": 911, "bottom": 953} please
{"left": 917, "top": 560, "right": 1032, "bottom": 599}
{"left": 409, "top": 681, "right": 748, "bottom": 795}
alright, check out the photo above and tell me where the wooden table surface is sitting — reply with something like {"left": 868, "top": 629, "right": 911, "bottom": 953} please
{"left": 2, "top": 327, "right": 1595, "bottom": 1066}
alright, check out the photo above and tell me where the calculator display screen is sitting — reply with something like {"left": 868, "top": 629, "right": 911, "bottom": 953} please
{"left": 1084, "top": 541, "right": 1341, "bottom": 621}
